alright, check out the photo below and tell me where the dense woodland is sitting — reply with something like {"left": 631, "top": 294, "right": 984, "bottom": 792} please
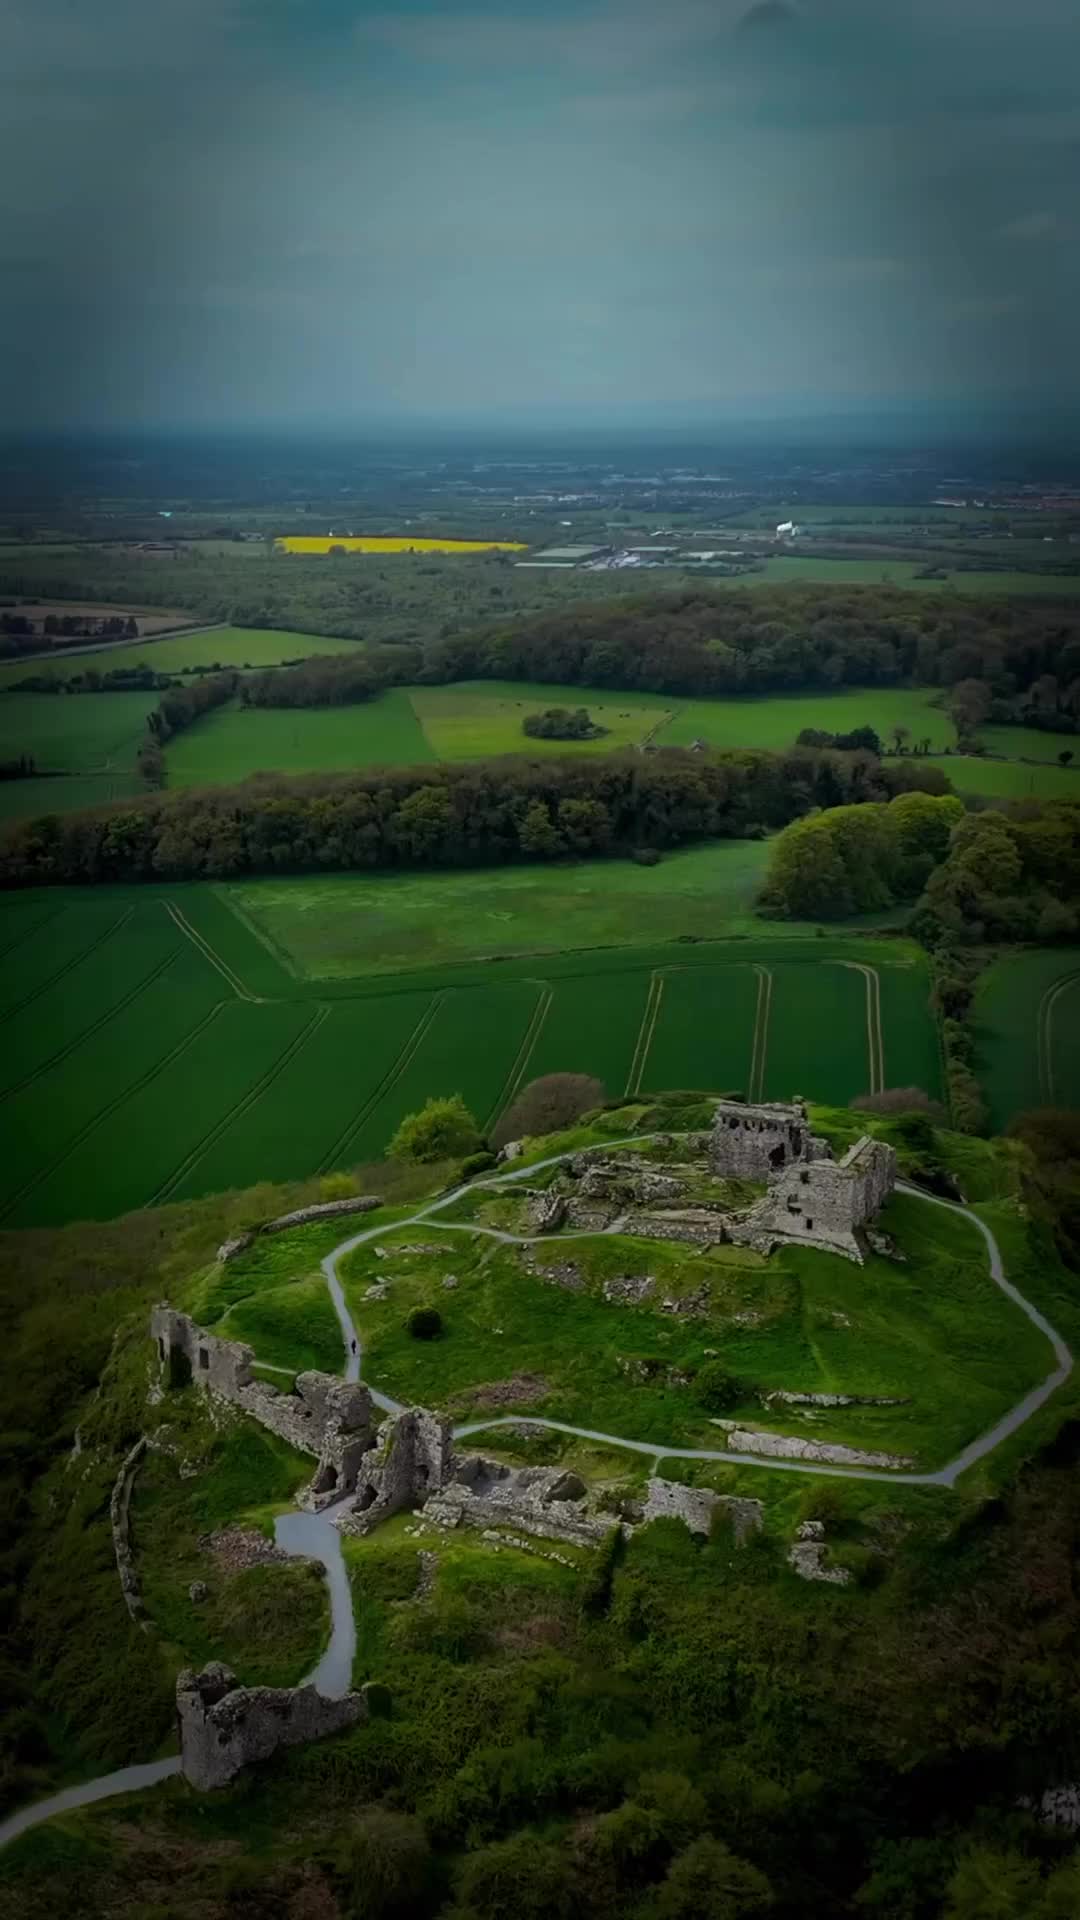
{"left": 189, "top": 587, "right": 1080, "bottom": 736}
{"left": 0, "top": 747, "right": 946, "bottom": 885}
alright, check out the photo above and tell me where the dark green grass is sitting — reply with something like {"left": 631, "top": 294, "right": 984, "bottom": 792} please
{"left": 217, "top": 1276, "right": 344, "bottom": 1373}
{"left": 0, "top": 943, "right": 224, "bottom": 1222}
{"left": 0, "top": 898, "right": 131, "bottom": 1020}
{"left": 875, "top": 956, "right": 944, "bottom": 1103}
{"left": 640, "top": 965, "right": 760, "bottom": 1096}
{"left": 521, "top": 971, "right": 652, "bottom": 1098}
{"left": 168, "top": 883, "right": 300, "bottom": 998}
{"left": 763, "top": 962, "right": 871, "bottom": 1106}
{"left": 165, "top": 688, "right": 435, "bottom": 785}
{"left": 169, "top": 998, "right": 432, "bottom": 1196}
{"left": 974, "top": 948, "right": 1080, "bottom": 1128}
{"left": 0, "top": 691, "right": 149, "bottom": 773}
{"left": 342, "top": 983, "right": 543, "bottom": 1161}
{"left": 0, "top": 771, "right": 145, "bottom": 820}
{"left": 13, "top": 1000, "right": 312, "bottom": 1227}
{"left": 133, "top": 1417, "right": 329, "bottom": 1688}
{"left": 330, "top": 1194, "right": 1052, "bottom": 1469}
{"left": 0, "top": 901, "right": 178, "bottom": 1094}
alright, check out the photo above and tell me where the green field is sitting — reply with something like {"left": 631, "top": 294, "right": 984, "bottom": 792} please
{"left": 166, "top": 688, "right": 434, "bottom": 785}
{"left": 655, "top": 686, "right": 951, "bottom": 752}
{"left": 318, "top": 1187, "right": 1051, "bottom": 1469}
{"left": 3, "top": 663, "right": 1076, "bottom": 809}
{"left": 975, "top": 949, "right": 1080, "bottom": 1129}
{"left": 225, "top": 842, "right": 778, "bottom": 977}
{"left": 755, "top": 556, "right": 1080, "bottom": 593}
{"left": 411, "top": 680, "right": 672, "bottom": 757}
{"left": 0, "top": 625, "right": 362, "bottom": 688}
{"left": 0, "top": 880, "right": 949, "bottom": 1226}
{"left": 0, "top": 690, "right": 149, "bottom": 772}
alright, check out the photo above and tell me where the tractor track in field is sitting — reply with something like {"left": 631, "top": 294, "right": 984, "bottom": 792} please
{"left": 0, "top": 947, "right": 181, "bottom": 1101}
{"left": 486, "top": 983, "right": 553, "bottom": 1129}
{"left": 839, "top": 962, "right": 884, "bottom": 1095}
{"left": 0, "top": 903, "right": 68, "bottom": 963}
{"left": 0, "top": 1001, "right": 227, "bottom": 1225}
{"left": 151, "top": 1004, "right": 330, "bottom": 1206}
{"left": 0, "top": 907, "right": 134, "bottom": 1025}
{"left": 748, "top": 964, "right": 772, "bottom": 1102}
{"left": 164, "top": 900, "right": 255, "bottom": 1001}
{"left": 626, "top": 971, "right": 664, "bottom": 1095}
{"left": 317, "top": 994, "right": 445, "bottom": 1173}
{"left": 1037, "top": 969, "right": 1080, "bottom": 1104}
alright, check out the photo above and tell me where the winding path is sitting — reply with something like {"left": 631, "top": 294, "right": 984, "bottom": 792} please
{"left": 2, "top": 1142, "right": 1072, "bottom": 1850}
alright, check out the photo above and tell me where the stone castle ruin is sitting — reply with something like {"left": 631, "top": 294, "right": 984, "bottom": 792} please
{"left": 518, "top": 1101, "right": 896, "bottom": 1265}
{"left": 176, "top": 1662, "right": 370, "bottom": 1791}
{"left": 151, "top": 1308, "right": 376, "bottom": 1509}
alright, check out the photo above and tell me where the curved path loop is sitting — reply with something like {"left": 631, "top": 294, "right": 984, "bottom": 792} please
{"left": 320, "top": 1149, "right": 1074, "bottom": 1490}
{"left": 3, "top": 1142, "right": 1072, "bottom": 1850}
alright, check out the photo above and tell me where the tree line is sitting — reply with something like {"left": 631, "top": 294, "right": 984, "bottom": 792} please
{"left": 11, "top": 664, "right": 171, "bottom": 695}
{"left": 207, "top": 586, "right": 1080, "bottom": 720}
{"left": 0, "top": 744, "right": 948, "bottom": 886}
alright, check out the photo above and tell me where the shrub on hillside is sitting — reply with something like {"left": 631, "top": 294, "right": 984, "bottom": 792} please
{"left": 332, "top": 1807, "right": 432, "bottom": 1920}
{"left": 491, "top": 1074, "right": 605, "bottom": 1150}
{"left": 460, "top": 1150, "right": 498, "bottom": 1178}
{"left": 632, "top": 846, "right": 662, "bottom": 865}
{"left": 388, "top": 1096, "right": 483, "bottom": 1163}
{"left": 407, "top": 1307, "right": 442, "bottom": 1341}
{"left": 693, "top": 1362, "right": 745, "bottom": 1414}
{"left": 851, "top": 1087, "right": 945, "bottom": 1119}
{"left": 319, "top": 1171, "right": 357, "bottom": 1201}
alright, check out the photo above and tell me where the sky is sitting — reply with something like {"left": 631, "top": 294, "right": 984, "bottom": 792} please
{"left": 2, "top": 0, "right": 1079, "bottom": 433}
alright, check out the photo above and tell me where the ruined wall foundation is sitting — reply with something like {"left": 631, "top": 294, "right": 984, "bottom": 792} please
{"left": 176, "top": 1662, "right": 368, "bottom": 1791}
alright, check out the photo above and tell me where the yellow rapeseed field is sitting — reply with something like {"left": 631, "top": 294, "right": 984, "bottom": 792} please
{"left": 275, "top": 535, "right": 527, "bottom": 555}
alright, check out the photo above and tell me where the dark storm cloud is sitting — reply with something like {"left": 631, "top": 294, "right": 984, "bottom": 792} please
{"left": 0, "top": 0, "right": 1078, "bottom": 428}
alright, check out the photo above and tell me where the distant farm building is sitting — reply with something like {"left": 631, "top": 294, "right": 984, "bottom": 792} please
{"left": 775, "top": 520, "right": 800, "bottom": 539}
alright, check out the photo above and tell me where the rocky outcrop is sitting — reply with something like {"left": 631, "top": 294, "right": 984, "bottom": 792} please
{"left": 642, "top": 1478, "right": 763, "bottom": 1542}
{"left": 151, "top": 1309, "right": 374, "bottom": 1507}
{"left": 761, "top": 1390, "right": 909, "bottom": 1409}
{"left": 111, "top": 1437, "right": 148, "bottom": 1622}
{"left": 216, "top": 1195, "right": 380, "bottom": 1262}
{"left": 787, "top": 1520, "right": 852, "bottom": 1586}
{"left": 710, "top": 1421, "right": 912, "bottom": 1470}
{"left": 176, "top": 1662, "right": 368, "bottom": 1791}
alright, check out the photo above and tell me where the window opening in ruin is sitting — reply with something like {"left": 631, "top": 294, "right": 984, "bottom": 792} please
{"left": 800, "top": 1170, "right": 810, "bottom": 1185}
{"left": 199, "top": 1349, "right": 210, "bottom": 1370}
{"left": 357, "top": 1484, "right": 376, "bottom": 1511}
{"left": 158, "top": 1338, "right": 165, "bottom": 1360}
{"left": 806, "top": 1219, "right": 813, "bottom": 1230}
{"left": 769, "top": 1144, "right": 786, "bottom": 1169}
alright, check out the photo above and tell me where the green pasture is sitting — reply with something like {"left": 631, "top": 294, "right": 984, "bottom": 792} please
{"left": 0, "top": 690, "right": 148, "bottom": 772}
{"left": 0, "top": 770, "right": 143, "bottom": 820}
{"left": 930, "top": 754, "right": 1080, "bottom": 799}
{"left": 980, "top": 721, "right": 1079, "bottom": 764}
{"left": 223, "top": 842, "right": 777, "bottom": 979}
{"left": 410, "top": 679, "right": 672, "bottom": 757}
{"left": 975, "top": 948, "right": 1080, "bottom": 1128}
{"left": 656, "top": 686, "right": 951, "bottom": 752}
{"left": 0, "top": 625, "right": 362, "bottom": 688}
{"left": 165, "top": 688, "right": 433, "bottom": 785}
{"left": 758, "top": 556, "right": 1080, "bottom": 594}
{"left": 319, "top": 1189, "right": 1051, "bottom": 1469}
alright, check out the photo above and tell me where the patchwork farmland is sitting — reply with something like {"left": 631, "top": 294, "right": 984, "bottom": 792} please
{"left": 0, "top": 883, "right": 946, "bottom": 1228}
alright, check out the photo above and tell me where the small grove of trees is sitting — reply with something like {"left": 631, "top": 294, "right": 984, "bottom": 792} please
{"left": 388, "top": 1095, "right": 483, "bottom": 1163}
{"left": 145, "top": 669, "right": 237, "bottom": 745}
{"left": 10, "top": 664, "right": 170, "bottom": 695}
{"left": 240, "top": 646, "right": 411, "bottom": 709}
{"left": 797, "top": 723, "right": 883, "bottom": 755}
{"left": 523, "top": 706, "right": 604, "bottom": 740}
{"left": 760, "top": 791, "right": 965, "bottom": 919}
{"left": 911, "top": 799, "right": 1080, "bottom": 947}
{"left": 851, "top": 1087, "right": 945, "bottom": 1118}
{"left": 491, "top": 1073, "right": 606, "bottom": 1149}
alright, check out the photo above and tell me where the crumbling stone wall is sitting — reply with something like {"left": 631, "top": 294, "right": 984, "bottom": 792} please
{"left": 340, "top": 1408, "right": 455, "bottom": 1534}
{"left": 176, "top": 1662, "right": 368, "bottom": 1790}
{"left": 150, "top": 1308, "right": 374, "bottom": 1508}
{"left": 425, "top": 1458, "right": 614, "bottom": 1547}
{"left": 642, "top": 1478, "right": 763, "bottom": 1541}
{"left": 111, "top": 1436, "right": 148, "bottom": 1622}
{"left": 217, "top": 1194, "right": 380, "bottom": 1262}
{"left": 710, "top": 1099, "right": 830, "bottom": 1181}
{"left": 710, "top": 1420, "right": 911, "bottom": 1470}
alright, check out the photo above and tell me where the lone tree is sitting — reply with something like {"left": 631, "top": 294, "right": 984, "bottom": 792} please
{"left": 491, "top": 1073, "right": 606, "bottom": 1149}
{"left": 388, "top": 1095, "right": 483, "bottom": 1163}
